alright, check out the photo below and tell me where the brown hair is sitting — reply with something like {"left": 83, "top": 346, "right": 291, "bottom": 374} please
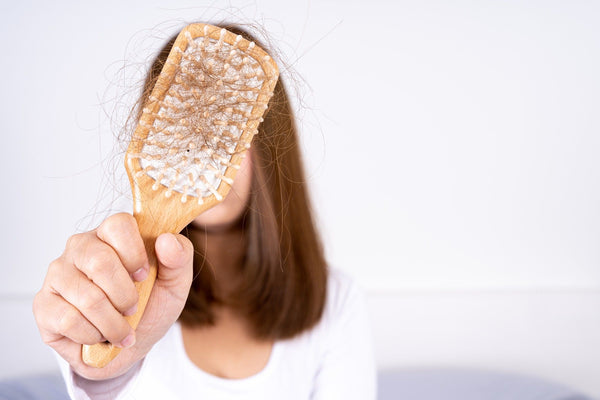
{"left": 136, "top": 24, "right": 328, "bottom": 340}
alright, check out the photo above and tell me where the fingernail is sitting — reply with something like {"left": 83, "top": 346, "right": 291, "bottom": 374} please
{"left": 167, "top": 233, "right": 183, "bottom": 251}
{"left": 124, "top": 304, "right": 138, "bottom": 317}
{"left": 119, "top": 332, "right": 136, "bottom": 349}
{"left": 133, "top": 266, "right": 148, "bottom": 282}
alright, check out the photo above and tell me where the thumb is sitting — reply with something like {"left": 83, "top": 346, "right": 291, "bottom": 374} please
{"left": 154, "top": 233, "right": 194, "bottom": 292}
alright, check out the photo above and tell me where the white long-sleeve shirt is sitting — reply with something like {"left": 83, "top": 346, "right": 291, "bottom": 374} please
{"left": 59, "top": 269, "right": 376, "bottom": 399}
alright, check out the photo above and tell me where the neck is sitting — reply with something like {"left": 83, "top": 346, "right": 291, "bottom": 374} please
{"left": 187, "top": 221, "right": 247, "bottom": 299}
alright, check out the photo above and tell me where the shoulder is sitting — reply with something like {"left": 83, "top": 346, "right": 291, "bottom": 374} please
{"left": 323, "top": 268, "right": 369, "bottom": 323}
{"left": 275, "top": 267, "right": 373, "bottom": 362}
{"left": 304, "top": 268, "right": 377, "bottom": 398}
{"left": 304, "top": 267, "right": 371, "bottom": 344}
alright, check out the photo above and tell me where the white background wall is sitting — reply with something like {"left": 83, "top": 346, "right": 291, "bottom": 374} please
{"left": 1, "top": 0, "right": 599, "bottom": 397}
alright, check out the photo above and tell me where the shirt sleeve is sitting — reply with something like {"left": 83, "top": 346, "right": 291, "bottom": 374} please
{"left": 56, "top": 352, "right": 142, "bottom": 400}
{"left": 310, "top": 272, "right": 377, "bottom": 400}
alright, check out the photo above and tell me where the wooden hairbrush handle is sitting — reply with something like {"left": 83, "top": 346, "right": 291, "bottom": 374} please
{"left": 81, "top": 212, "right": 170, "bottom": 368}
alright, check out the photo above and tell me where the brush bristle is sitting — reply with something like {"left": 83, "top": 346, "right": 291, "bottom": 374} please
{"left": 128, "top": 24, "right": 277, "bottom": 204}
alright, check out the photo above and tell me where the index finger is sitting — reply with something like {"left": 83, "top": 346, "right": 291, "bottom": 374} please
{"left": 96, "top": 213, "right": 149, "bottom": 281}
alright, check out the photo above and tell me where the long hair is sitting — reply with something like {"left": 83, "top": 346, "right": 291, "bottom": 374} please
{"left": 136, "top": 24, "right": 327, "bottom": 340}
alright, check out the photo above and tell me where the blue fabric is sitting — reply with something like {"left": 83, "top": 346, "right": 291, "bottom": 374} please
{"left": 378, "top": 368, "right": 596, "bottom": 400}
{"left": 0, "top": 369, "right": 595, "bottom": 399}
{"left": 0, "top": 374, "right": 68, "bottom": 400}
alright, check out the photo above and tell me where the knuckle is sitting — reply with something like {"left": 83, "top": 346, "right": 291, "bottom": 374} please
{"left": 47, "top": 258, "right": 65, "bottom": 280}
{"left": 65, "top": 233, "right": 85, "bottom": 251}
{"left": 98, "top": 213, "right": 136, "bottom": 240}
{"left": 57, "top": 308, "right": 80, "bottom": 335}
{"left": 79, "top": 289, "right": 107, "bottom": 313}
{"left": 85, "top": 251, "right": 111, "bottom": 276}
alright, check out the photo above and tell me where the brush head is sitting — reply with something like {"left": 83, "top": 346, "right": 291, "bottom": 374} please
{"left": 125, "top": 23, "right": 279, "bottom": 213}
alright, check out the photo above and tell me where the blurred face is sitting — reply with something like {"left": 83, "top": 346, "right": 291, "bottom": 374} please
{"left": 191, "top": 151, "right": 253, "bottom": 231}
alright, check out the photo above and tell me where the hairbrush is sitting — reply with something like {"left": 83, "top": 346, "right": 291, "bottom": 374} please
{"left": 82, "top": 23, "right": 279, "bottom": 368}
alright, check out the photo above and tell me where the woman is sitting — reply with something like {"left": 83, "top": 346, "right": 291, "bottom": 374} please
{"left": 33, "top": 23, "right": 376, "bottom": 399}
